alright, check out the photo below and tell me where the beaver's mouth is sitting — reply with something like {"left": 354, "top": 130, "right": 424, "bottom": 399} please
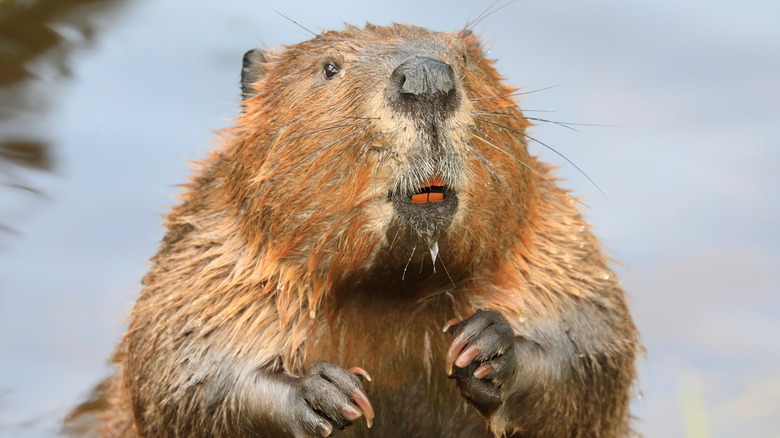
{"left": 411, "top": 176, "right": 446, "bottom": 203}
{"left": 389, "top": 175, "right": 459, "bottom": 239}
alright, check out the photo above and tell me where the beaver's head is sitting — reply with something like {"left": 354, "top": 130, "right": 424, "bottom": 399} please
{"left": 232, "top": 24, "right": 536, "bottom": 281}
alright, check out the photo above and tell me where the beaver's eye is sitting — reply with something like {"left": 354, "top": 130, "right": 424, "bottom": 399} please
{"left": 324, "top": 62, "right": 340, "bottom": 79}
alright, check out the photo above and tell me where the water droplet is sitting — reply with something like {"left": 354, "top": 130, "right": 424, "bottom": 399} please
{"left": 429, "top": 241, "right": 439, "bottom": 273}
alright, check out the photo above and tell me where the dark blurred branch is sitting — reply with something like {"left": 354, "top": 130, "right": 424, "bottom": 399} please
{"left": 0, "top": 0, "right": 117, "bottom": 86}
{"left": 0, "top": 140, "right": 53, "bottom": 171}
{"left": 0, "top": 0, "right": 131, "bottom": 235}
{"left": 0, "top": 0, "right": 129, "bottom": 119}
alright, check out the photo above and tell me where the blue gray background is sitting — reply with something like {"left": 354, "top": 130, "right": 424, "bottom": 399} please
{"left": 1, "top": 0, "right": 778, "bottom": 436}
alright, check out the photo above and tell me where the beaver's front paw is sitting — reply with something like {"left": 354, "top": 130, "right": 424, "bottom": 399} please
{"left": 444, "top": 310, "right": 517, "bottom": 415}
{"left": 293, "top": 361, "right": 374, "bottom": 436}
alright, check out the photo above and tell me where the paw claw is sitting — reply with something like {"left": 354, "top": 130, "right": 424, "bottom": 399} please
{"left": 317, "top": 420, "right": 332, "bottom": 437}
{"left": 446, "top": 331, "right": 470, "bottom": 375}
{"left": 341, "top": 403, "right": 362, "bottom": 421}
{"left": 455, "top": 345, "right": 480, "bottom": 368}
{"left": 473, "top": 363, "right": 492, "bottom": 379}
{"left": 350, "top": 387, "right": 375, "bottom": 429}
{"left": 349, "top": 366, "right": 372, "bottom": 382}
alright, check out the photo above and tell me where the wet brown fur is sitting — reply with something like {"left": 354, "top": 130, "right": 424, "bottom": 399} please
{"left": 69, "top": 24, "right": 638, "bottom": 437}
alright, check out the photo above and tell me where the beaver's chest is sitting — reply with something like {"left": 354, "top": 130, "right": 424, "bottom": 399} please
{"left": 302, "top": 289, "right": 492, "bottom": 437}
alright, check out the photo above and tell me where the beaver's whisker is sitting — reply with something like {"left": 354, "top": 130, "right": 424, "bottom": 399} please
{"left": 341, "top": 116, "right": 381, "bottom": 121}
{"left": 262, "top": 126, "right": 365, "bottom": 179}
{"left": 274, "top": 10, "right": 317, "bottom": 37}
{"left": 472, "top": 111, "right": 577, "bottom": 132}
{"left": 465, "top": 0, "right": 500, "bottom": 29}
{"left": 369, "top": 142, "right": 392, "bottom": 222}
{"left": 466, "top": 0, "right": 517, "bottom": 31}
{"left": 475, "top": 117, "right": 606, "bottom": 200}
{"left": 458, "top": 145, "right": 480, "bottom": 186}
{"left": 401, "top": 244, "right": 416, "bottom": 281}
{"left": 262, "top": 121, "right": 371, "bottom": 171}
{"left": 477, "top": 39, "right": 499, "bottom": 67}
{"left": 470, "top": 130, "right": 590, "bottom": 209}
{"left": 436, "top": 250, "right": 456, "bottom": 287}
{"left": 468, "top": 140, "right": 511, "bottom": 187}
{"left": 284, "top": 121, "right": 372, "bottom": 142}
{"left": 468, "top": 135, "right": 521, "bottom": 213}
{"left": 526, "top": 119, "right": 618, "bottom": 128}
{"left": 473, "top": 111, "right": 617, "bottom": 131}
{"left": 388, "top": 225, "right": 402, "bottom": 252}
{"left": 468, "top": 85, "right": 561, "bottom": 102}
{"left": 289, "top": 126, "right": 369, "bottom": 175}
{"left": 273, "top": 11, "right": 341, "bottom": 52}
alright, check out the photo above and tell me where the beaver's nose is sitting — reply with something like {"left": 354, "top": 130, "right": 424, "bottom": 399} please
{"left": 389, "top": 56, "right": 458, "bottom": 115}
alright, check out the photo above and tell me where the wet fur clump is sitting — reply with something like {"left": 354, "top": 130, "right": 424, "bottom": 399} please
{"left": 66, "top": 23, "right": 639, "bottom": 438}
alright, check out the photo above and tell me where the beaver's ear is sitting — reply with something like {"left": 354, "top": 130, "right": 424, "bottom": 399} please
{"left": 241, "top": 48, "right": 267, "bottom": 102}
{"left": 456, "top": 28, "right": 480, "bottom": 48}
{"left": 457, "top": 28, "right": 475, "bottom": 39}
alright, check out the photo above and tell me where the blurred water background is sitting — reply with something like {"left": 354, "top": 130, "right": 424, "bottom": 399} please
{"left": 1, "top": 0, "right": 778, "bottom": 436}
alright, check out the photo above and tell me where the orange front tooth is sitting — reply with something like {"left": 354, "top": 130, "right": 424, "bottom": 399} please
{"left": 411, "top": 193, "right": 428, "bottom": 203}
{"left": 420, "top": 176, "right": 443, "bottom": 189}
{"left": 428, "top": 193, "right": 444, "bottom": 202}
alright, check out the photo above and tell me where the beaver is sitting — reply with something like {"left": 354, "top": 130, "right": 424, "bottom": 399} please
{"left": 69, "top": 23, "right": 639, "bottom": 437}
